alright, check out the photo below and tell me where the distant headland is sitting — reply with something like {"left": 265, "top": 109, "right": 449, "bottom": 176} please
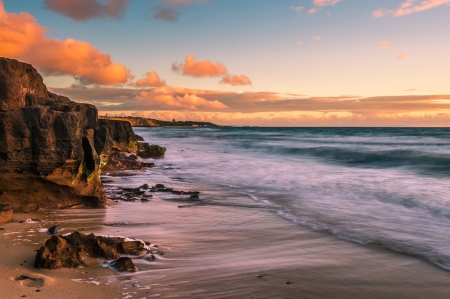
{"left": 99, "top": 116, "right": 218, "bottom": 127}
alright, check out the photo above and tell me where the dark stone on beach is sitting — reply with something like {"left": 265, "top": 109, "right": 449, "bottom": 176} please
{"left": 141, "top": 184, "right": 149, "bottom": 189}
{"left": 0, "top": 208, "right": 13, "bottom": 224}
{"left": 190, "top": 195, "right": 200, "bottom": 199}
{"left": 47, "top": 225, "right": 61, "bottom": 235}
{"left": 128, "top": 154, "right": 137, "bottom": 160}
{"left": 145, "top": 255, "right": 156, "bottom": 262}
{"left": 155, "top": 184, "right": 165, "bottom": 188}
{"left": 35, "top": 231, "right": 147, "bottom": 269}
{"left": 137, "top": 145, "right": 166, "bottom": 159}
{"left": 111, "top": 257, "right": 137, "bottom": 272}
{"left": 142, "top": 163, "right": 155, "bottom": 168}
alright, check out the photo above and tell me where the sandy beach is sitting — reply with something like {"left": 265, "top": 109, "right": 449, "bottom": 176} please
{"left": 3, "top": 189, "right": 450, "bottom": 299}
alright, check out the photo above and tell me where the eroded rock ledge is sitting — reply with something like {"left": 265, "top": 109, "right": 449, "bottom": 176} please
{"left": 0, "top": 57, "right": 145, "bottom": 212}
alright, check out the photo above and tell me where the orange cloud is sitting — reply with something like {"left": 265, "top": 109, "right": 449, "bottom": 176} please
{"left": 378, "top": 41, "right": 394, "bottom": 51}
{"left": 373, "top": 0, "right": 450, "bottom": 17}
{"left": 172, "top": 54, "right": 252, "bottom": 85}
{"left": 220, "top": 74, "right": 252, "bottom": 86}
{"left": 135, "top": 71, "right": 166, "bottom": 87}
{"left": 377, "top": 41, "right": 408, "bottom": 59}
{"left": 313, "top": 0, "right": 341, "bottom": 6}
{"left": 0, "top": 1, "right": 130, "bottom": 85}
{"left": 172, "top": 54, "right": 228, "bottom": 77}
{"left": 136, "top": 85, "right": 229, "bottom": 110}
{"left": 313, "top": 35, "right": 322, "bottom": 40}
{"left": 44, "top": 0, "right": 130, "bottom": 21}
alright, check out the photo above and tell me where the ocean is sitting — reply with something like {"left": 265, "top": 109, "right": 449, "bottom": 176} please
{"left": 131, "top": 127, "right": 450, "bottom": 269}
{"left": 87, "top": 127, "right": 450, "bottom": 297}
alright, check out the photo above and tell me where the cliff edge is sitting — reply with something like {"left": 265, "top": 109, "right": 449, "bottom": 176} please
{"left": 0, "top": 57, "right": 139, "bottom": 212}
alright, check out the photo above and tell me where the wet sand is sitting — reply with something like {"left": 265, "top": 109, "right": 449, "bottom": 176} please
{"left": 0, "top": 210, "right": 120, "bottom": 299}
{"left": 2, "top": 196, "right": 450, "bottom": 299}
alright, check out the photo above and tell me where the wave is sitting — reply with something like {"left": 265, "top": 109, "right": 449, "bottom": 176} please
{"left": 277, "top": 210, "right": 450, "bottom": 271}
{"left": 256, "top": 145, "right": 450, "bottom": 175}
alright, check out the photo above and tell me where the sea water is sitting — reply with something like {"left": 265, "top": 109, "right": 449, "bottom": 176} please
{"left": 126, "top": 127, "right": 450, "bottom": 271}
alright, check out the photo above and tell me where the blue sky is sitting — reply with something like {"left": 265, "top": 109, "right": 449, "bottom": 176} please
{"left": 1, "top": 0, "right": 450, "bottom": 125}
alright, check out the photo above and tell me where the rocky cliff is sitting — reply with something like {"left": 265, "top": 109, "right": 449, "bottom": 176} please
{"left": 0, "top": 57, "right": 139, "bottom": 212}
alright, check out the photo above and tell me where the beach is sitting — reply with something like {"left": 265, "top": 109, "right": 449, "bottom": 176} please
{"left": 2, "top": 193, "right": 450, "bottom": 298}
{"left": 2, "top": 126, "right": 450, "bottom": 298}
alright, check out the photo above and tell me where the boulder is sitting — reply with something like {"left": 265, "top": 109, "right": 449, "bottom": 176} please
{"left": 110, "top": 257, "right": 137, "bottom": 272}
{"left": 0, "top": 207, "right": 13, "bottom": 224}
{"left": 137, "top": 145, "right": 166, "bottom": 158}
{"left": 35, "top": 231, "right": 147, "bottom": 269}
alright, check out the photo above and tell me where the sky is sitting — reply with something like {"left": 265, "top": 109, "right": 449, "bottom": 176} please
{"left": 1, "top": 0, "right": 449, "bottom": 126}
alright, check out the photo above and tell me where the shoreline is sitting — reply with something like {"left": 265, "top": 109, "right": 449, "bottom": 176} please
{"left": 2, "top": 187, "right": 450, "bottom": 298}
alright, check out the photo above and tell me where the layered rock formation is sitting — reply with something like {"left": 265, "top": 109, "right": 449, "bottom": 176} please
{"left": 0, "top": 58, "right": 141, "bottom": 212}
{"left": 35, "top": 231, "right": 145, "bottom": 271}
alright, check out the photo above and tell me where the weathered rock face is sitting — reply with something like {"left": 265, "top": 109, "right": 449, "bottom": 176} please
{"left": 94, "top": 119, "right": 144, "bottom": 169}
{"left": 0, "top": 58, "right": 48, "bottom": 112}
{"left": 0, "top": 57, "right": 104, "bottom": 211}
{"left": 0, "top": 57, "right": 159, "bottom": 212}
{"left": 35, "top": 231, "right": 146, "bottom": 269}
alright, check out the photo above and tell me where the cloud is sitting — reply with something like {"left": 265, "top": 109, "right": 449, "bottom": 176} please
{"left": 373, "top": 0, "right": 450, "bottom": 17}
{"left": 290, "top": 6, "right": 304, "bottom": 11}
{"left": 135, "top": 71, "right": 166, "bottom": 87}
{"left": 161, "top": 0, "right": 211, "bottom": 4}
{"left": 55, "top": 84, "right": 450, "bottom": 126}
{"left": 43, "top": 0, "right": 130, "bottom": 21}
{"left": 313, "top": 35, "right": 322, "bottom": 40}
{"left": 378, "top": 41, "right": 394, "bottom": 51}
{"left": 220, "top": 74, "right": 252, "bottom": 86}
{"left": 137, "top": 86, "right": 229, "bottom": 110}
{"left": 172, "top": 55, "right": 252, "bottom": 85}
{"left": 313, "top": 0, "right": 342, "bottom": 6}
{"left": 308, "top": 7, "right": 320, "bottom": 14}
{"left": 161, "top": 0, "right": 190, "bottom": 5}
{"left": 50, "top": 84, "right": 450, "bottom": 118}
{"left": 296, "top": 41, "right": 304, "bottom": 46}
{"left": 377, "top": 41, "right": 408, "bottom": 59}
{"left": 172, "top": 54, "right": 228, "bottom": 77}
{"left": 0, "top": 1, "right": 130, "bottom": 85}
{"left": 152, "top": 5, "right": 179, "bottom": 22}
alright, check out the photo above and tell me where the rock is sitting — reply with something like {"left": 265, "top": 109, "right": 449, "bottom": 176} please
{"left": 111, "top": 257, "right": 137, "bottom": 272}
{"left": 190, "top": 194, "right": 200, "bottom": 199}
{"left": 0, "top": 58, "right": 48, "bottom": 112}
{"left": 0, "top": 58, "right": 105, "bottom": 212}
{"left": 47, "top": 225, "right": 61, "bottom": 235}
{"left": 155, "top": 184, "right": 165, "bottom": 189}
{"left": 137, "top": 145, "right": 166, "bottom": 159}
{"left": 140, "top": 184, "right": 149, "bottom": 189}
{"left": 0, "top": 208, "right": 13, "bottom": 224}
{"left": 35, "top": 231, "right": 147, "bottom": 269}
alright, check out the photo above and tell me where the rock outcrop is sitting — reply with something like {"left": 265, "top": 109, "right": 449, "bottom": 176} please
{"left": 137, "top": 144, "right": 166, "bottom": 158}
{"left": 0, "top": 57, "right": 161, "bottom": 212}
{"left": 35, "top": 231, "right": 146, "bottom": 270}
{"left": 0, "top": 205, "right": 13, "bottom": 224}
